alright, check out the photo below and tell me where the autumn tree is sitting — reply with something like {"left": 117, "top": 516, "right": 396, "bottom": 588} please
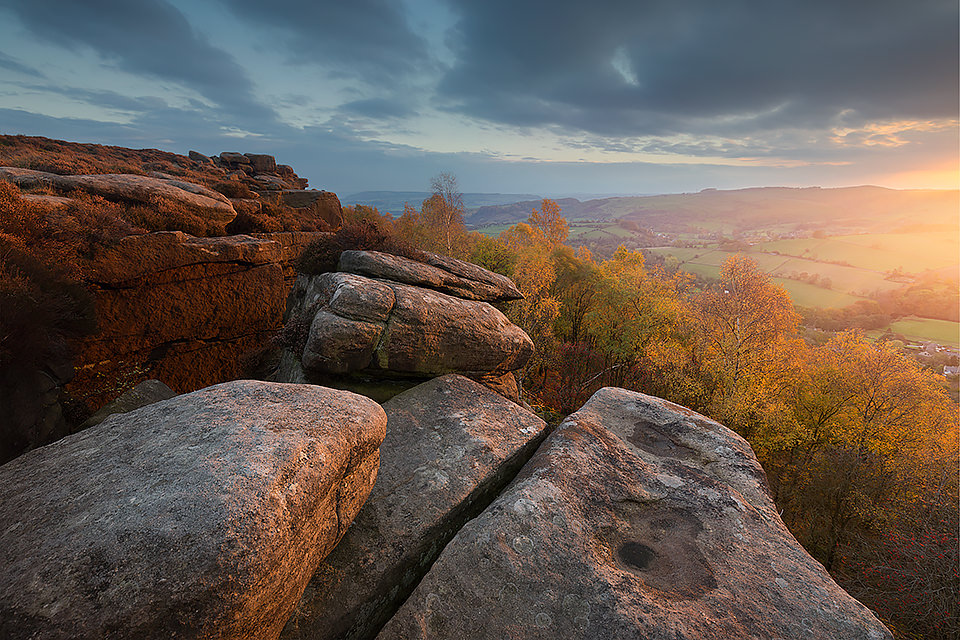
{"left": 584, "top": 246, "right": 693, "bottom": 394}
{"left": 696, "top": 254, "right": 798, "bottom": 427}
{"left": 419, "top": 172, "right": 467, "bottom": 255}
{"left": 528, "top": 198, "right": 568, "bottom": 247}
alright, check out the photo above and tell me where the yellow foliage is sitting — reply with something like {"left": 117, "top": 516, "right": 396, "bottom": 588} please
{"left": 528, "top": 198, "right": 568, "bottom": 248}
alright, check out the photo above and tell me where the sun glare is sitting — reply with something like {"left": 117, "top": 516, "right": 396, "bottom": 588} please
{"left": 880, "top": 161, "right": 960, "bottom": 190}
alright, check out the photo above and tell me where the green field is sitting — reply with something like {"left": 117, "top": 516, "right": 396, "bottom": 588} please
{"left": 474, "top": 224, "right": 513, "bottom": 237}
{"left": 647, "top": 230, "right": 958, "bottom": 307}
{"left": 771, "top": 279, "right": 868, "bottom": 308}
{"left": 889, "top": 317, "right": 960, "bottom": 347}
{"left": 569, "top": 224, "right": 635, "bottom": 240}
{"left": 758, "top": 232, "right": 959, "bottom": 274}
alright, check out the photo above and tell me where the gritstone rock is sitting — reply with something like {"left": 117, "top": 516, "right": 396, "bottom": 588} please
{"left": 286, "top": 272, "right": 533, "bottom": 378}
{"left": 0, "top": 380, "right": 387, "bottom": 640}
{"left": 378, "top": 387, "right": 892, "bottom": 640}
{"left": 282, "top": 374, "right": 548, "bottom": 640}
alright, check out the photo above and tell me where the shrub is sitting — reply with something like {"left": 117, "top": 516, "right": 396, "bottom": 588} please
{"left": 123, "top": 195, "right": 225, "bottom": 237}
{"left": 296, "top": 219, "right": 425, "bottom": 275}
{"left": 212, "top": 181, "right": 257, "bottom": 199}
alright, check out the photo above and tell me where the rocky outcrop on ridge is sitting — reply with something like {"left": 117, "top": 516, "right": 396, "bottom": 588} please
{"left": 0, "top": 166, "right": 236, "bottom": 223}
{"left": 379, "top": 387, "right": 892, "bottom": 640}
{"left": 278, "top": 267, "right": 533, "bottom": 396}
{"left": 69, "top": 230, "right": 328, "bottom": 414}
{"left": 0, "top": 380, "right": 386, "bottom": 640}
{"left": 215, "top": 151, "right": 307, "bottom": 190}
{"left": 282, "top": 375, "right": 548, "bottom": 640}
{"left": 209, "top": 151, "right": 344, "bottom": 228}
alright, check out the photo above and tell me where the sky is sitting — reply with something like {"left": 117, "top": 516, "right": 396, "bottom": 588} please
{"left": 0, "top": 0, "right": 957, "bottom": 197}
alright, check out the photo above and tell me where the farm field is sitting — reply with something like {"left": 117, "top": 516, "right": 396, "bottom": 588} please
{"left": 568, "top": 224, "right": 634, "bottom": 240}
{"left": 757, "top": 231, "right": 959, "bottom": 274}
{"left": 649, "top": 246, "right": 891, "bottom": 294}
{"left": 770, "top": 279, "right": 868, "bottom": 308}
{"left": 646, "top": 251, "right": 870, "bottom": 308}
{"left": 888, "top": 317, "right": 960, "bottom": 347}
{"left": 474, "top": 223, "right": 512, "bottom": 236}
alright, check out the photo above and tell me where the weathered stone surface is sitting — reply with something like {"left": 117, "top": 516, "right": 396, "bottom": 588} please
{"left": 303, "top": 311, "right": 386, "bottom": 374}
{"left": 78, "top": 379, "right": 176, "bottom": 429}
{"left": 280, "top": 190, "right": 342, "bottom": 227}
{"left": 0, "top": 380, "right": 387, "bottom": 640}
{"left": 254, "top": 231, "right": 334, "bottom": 287}
{"left": 376, "top": 281, "right": 531, "bottom": 373}
{"left": 284, "top": 272, "right": 533, "bottom": 378}
{"left": 379, "top": 387, "right": 892, "bottom": 640}
{"left": 283, "top": 375, "right": 548, "bottom": 640}
{"left": 0, "top": 167, "right": 236, "bottom": 223}
{"left": 69, "top": 232, "right": 291, "bottom": 413}
{"left": 465, "top": 370, "right": 521, "bottom": 403}
{"left": 423, "top": 251, "right": 523, "bottom": 301}
{"left": 245, "top": 153, "right": 277, "bottom": 173}
{"left": 338, "top": 250, "right": 522, "bottom": 302}
{"left": 86, "top": 231, "right": 285, "bottom": 284}
{"left": 188, "top": 150, "right": 212, "bottom": 163}
{"left": 219, "top": 151, "right": 251, "bottom": 166}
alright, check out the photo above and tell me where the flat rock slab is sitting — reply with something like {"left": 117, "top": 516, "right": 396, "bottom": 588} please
{"left": 338, "top": 250, "right": 522, "bottom": 302}
{"left": 282, "top": 375, "right": 548, "bottom": 640}
{"left": 379, "top": 387, "right": 891, "bottom": 640}
{"left": 0, "top": 167, "right": 236, "bottom": 223}
{"left": 288, "top": 272, "right": 533, "bottom": 377}
{"left": 86, "top": 231, "right": 285, "bottom": 285}
{"left": 0, "top": 380, "right": 387, "bottom": 640}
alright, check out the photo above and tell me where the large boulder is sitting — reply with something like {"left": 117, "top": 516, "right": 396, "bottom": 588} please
{"left": 245, "top": 153, "right": 278, "bottom": 173}
{"left": 282, "top": 375, "right": 548, "bottom": 640}
{"left": 0, "top": 167, "right": 236, "bottom": 224}
{"left": 279, "top": 190, "right": 342, "bottom": 227}
{"left": 338, "top": 250, "right": 522, "bottom": 302}
{"left": 379, "top": 387, "right": 892, "bottom": 640}
{"left": 0, "top": 380, "right": 387, "bottom": 640}
{"left": 285, "top": 272, "right": 533, "bottom": 378}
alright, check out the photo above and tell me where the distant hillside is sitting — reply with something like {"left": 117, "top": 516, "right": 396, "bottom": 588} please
{"left": 344, "top": 191, "right": 541, "bottom": 215}
{"left": 471, "top": 186, "right": 959, "bottom": 234}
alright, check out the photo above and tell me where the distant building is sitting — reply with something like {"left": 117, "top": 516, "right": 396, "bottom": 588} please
{"left": 943, "top": 366, "right": 960, "bottom": 378}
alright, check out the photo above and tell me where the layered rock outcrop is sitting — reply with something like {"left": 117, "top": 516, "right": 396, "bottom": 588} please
{"left": 283, "top": 375, "right": 548, "bottom": 640}
{"left": 69, "top": 230, "right": 328, "bottom": 413}
{"left": 215, "top": 151, "right": 307, "bottom": 190}
{"left": 0, "top": 381, "right": 386, "bottom": 640}
{"left": 379, "top": 387, "right": 892, "bottom": 639}
{"left": 0, "top": 167, "right": 236, "bottom": 223}
{"left": 337, "top": 250, "right": 523, "bottom": 302}
{"left": 277, "top": 251, "right": 532, "bottom": 400}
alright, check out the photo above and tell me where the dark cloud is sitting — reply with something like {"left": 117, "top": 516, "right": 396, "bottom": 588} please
{"left": 0, "top": 52, "right": 42, "bottom": 78}
{"left": 225, "top": 0, "right": 434, "bottom": 87}
{"left": 1, "top": 103, "right": 946, "bottom": 197}
{"left": 338, "top": 97, "right": 417, "bottom": 120}
{"left": 10, "top": 82, "right": 170, "bottom": 113}
{"left": 0, "top": 0, "right": 274, "bottom": 122}
{"left": 438, "top": 0, "right": 959, "bottom": 138}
